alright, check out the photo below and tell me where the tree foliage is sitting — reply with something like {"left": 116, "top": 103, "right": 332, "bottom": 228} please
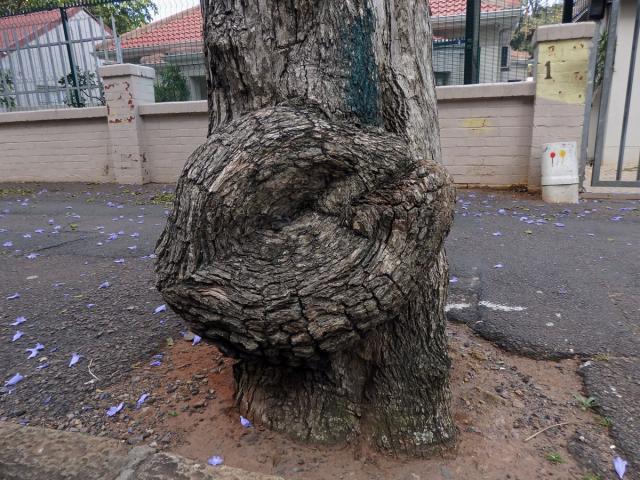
{"left": 511, "top": 0, "right": 563, "bottom": 54}
{"left": 0, "top": 0, "right": 157, "bottom": 34}
{"left": 155, "top": 65, "right": 190, "bottom": 103}
{"left": 58, "top": 67, "right": 104, "bottom": 107}
{"left": 0, "top": 70, "right": 16, "bottom": 109}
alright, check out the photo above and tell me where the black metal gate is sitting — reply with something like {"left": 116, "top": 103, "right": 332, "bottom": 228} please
{"left": 590, "top": 0, "right": 640, "bottom": 187}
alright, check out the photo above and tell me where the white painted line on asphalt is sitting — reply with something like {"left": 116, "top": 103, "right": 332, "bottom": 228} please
{"left": 479, "top": 301, "right": 527, "bottom": 312}
{"left": 445, "top": 303, "right": 472, "bottom": 312}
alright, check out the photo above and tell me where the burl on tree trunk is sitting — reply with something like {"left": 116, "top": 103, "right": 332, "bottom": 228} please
{"left": 156, "top": 0, "right": 456, "bottom": 455}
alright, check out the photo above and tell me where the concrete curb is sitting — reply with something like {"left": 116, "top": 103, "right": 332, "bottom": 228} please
{"left": 0, "top": 421, "right": 284, "bottom": 480}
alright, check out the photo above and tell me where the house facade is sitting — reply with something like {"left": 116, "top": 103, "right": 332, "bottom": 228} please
{"left": 0, "top": 8, "right": 110, "bottom": 111}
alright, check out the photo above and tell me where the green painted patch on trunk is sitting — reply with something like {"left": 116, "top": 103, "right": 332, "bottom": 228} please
{"left": 343, "top": 6, "right": 380, "bottom": 125}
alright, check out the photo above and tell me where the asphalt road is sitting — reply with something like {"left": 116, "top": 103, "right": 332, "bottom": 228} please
{"left": 0, "top": 184, "right": 184, "bottom": 428}
{"left": 0, "top": 183, "right": 638, "bottom": 475}
{"left": 447, "top": 189, "right": 640, "bottom": 474}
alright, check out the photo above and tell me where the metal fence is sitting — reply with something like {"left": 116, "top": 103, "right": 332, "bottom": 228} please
{"left": 0, "top": 0, "right": 595, "bottom": 112}
{"left": 0, "top": 6, "right": 114, "bottom": 111}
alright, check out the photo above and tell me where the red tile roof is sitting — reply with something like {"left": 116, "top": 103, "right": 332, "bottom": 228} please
{"left": 0, "top": 8, "right": 82, "bottom": 51}
{"left": 115, "top": 1, "right": 520, "bottom": 50}
{"left": 429, "top": 0, "right": 520, "bottom": 17}
{"left": 117, "top": 6, "right": 202, "bottom": 50}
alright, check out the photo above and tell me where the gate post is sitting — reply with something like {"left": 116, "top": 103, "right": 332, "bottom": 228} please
{"left": 464, "top": 0, "right": 481, "bottom": 84}
{"left": 528, "top": 22, "right": 597, "bottom": 194}
{"left": 99, "top": 64, "right": 155, "bottom": 185}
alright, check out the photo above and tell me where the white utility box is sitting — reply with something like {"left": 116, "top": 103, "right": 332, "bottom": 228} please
{"left": 541, "top": 142, "right": 579, "bottom": 204}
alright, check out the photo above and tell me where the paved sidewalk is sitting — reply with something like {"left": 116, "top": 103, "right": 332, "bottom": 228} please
{"left": 0, "top": 184, "right": 638, "bottom": 475}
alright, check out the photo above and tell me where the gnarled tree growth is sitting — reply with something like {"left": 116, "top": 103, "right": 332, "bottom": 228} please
{"left": 156, "top": 0, "right": 456, "bottom": 455}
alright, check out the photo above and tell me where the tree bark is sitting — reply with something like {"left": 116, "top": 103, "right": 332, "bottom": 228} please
{"left": 156, "top": 0, "right": 456, "bottom": 455}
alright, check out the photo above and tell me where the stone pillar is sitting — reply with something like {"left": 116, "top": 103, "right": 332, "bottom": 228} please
{"left": 528, "top": 22, "right": 597, "bottom": 192}
{"left": 99, "top": 64, "right": 155, "bottom": 185}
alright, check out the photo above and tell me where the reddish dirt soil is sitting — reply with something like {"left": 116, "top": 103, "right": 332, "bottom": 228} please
{"left": 102, "top": 324, "right": 614, "bottom": 480}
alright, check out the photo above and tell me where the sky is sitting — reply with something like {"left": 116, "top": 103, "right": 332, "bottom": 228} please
{"left": 153, "top": 0, "right": 199, "bottom": 21}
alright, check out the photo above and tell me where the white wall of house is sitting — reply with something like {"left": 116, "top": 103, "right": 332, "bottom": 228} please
{"left": 0, "top": 11, "right": 108, "bottom": 112}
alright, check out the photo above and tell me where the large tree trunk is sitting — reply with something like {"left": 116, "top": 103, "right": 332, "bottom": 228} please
{"left": 156, "top": 0, "right": 456, "bottom": 455}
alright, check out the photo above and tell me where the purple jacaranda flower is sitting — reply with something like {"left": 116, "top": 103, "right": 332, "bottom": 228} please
{"left": 127, "top": 245, "right": 137, "bottom": 250}
{"left": 614, "top": 456, "right": 627, "bottom": 479}
{"left": 69, "top": 353, "right": 81, "bottom": 367}
{"left": 87, "top": 304, "right": 96, "bottom": 309}
{"left": 494, "top": 264, "right": 504, "bottom": 269}
{"left": 136, "top": 393, "right": 149, "bottom": 409}
{"left": 10, "top": 316, "right": 26, "bottom": 326}
{"left": 492, "top": 232, "right": 502, "bottom": 236}
{"left": 114, "top": 259, "right": 125, "bottom": 264}
{"left": 7, "top": 293, "right": 20, "bottom": 300}
{"left": 208, "top": 456, "right": 224, "bottom": 466}
{"left": 611, "top": 216, "right": 623, "bottom": 222}
{"left": 192, "top": 335, "right": 202, "bottom": 346}
{"left": 12, "top": 331, "right": 24, "bottom": 342}
{"left": 25, "top": 253, "right": 39, "bottom": 259}
{"left": 5, "top": 373, "right": 24, "bottom": 386}
{"left": 150, "top": 360, "right": 162, "bottom": 367}
{"left": 449, "top": 276, "right": 459, "bottom": 284}
{"left": 23, "top": 233, "right": 31, "bottom": 239}
{"left": 36, "top": 363, "right": 49, "bottom": 370}
{"left": 107, "top": 201, "right": 115, "bottom": 208}
{"left": 130, "top": 232, "right": 139, "bottom": 238}
{"left": 554, "top": 223, "right": 566, "bottom": 227}
{"left": 2, "top": 241, "right": 13, "bottom": 247}
{"left": 106, "top": 402, "right": 124, "bottom": 417}
{"left": 26, "top": 343, "right": 44, "bottom": 359}
{"left": 240, "top": 416, "right": 252, "bottom": 428}
{"left": 34, "top": 229, "right": 44, "bottom": 234}
{"left": 117, "top": 230, "right": 125, "bottom": 235}
{"left": 99, "top": 281, "right": 110, "bottom": 289}
{"left": 107, "top": 233, "right": 118, "bottom": 240}
{"left": 154, "top": 304, "right": 166, "bottom": 314}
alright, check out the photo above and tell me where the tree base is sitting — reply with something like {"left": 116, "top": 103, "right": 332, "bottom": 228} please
{"left": 234, "top": 252, "right": 456, "bottom": 456}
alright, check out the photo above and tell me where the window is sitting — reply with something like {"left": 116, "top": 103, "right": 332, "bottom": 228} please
{"left": 500, "top": 46, "right": 510, "bottom": 70}
{"left": 499, "top": 29, "right": 511, "bottom": 71}
{"left": 434, "top": 71, "right": 451, "bottom": 86}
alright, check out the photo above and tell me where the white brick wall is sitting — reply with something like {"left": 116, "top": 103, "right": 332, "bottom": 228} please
{"left": 438, "top": 83, "right": 535, "bottom": 187}
{"left": 0, "top": 81, "right": 563, "bottom": 190}
{"left": 139, "top": 102, "right": 208, "bottom": 183}
{"left": 0, "top": 108, "right": 111, "bottom": 183}
{"left": 0, "top": 92, "right": 535, "bottom": 187}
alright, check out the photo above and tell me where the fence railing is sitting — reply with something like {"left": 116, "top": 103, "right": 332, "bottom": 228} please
{"left": 0, "top": 0, "right": 594, "bottom": 112}
{"left": 0, "top": 7, "right": 115, "bottom": 112}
